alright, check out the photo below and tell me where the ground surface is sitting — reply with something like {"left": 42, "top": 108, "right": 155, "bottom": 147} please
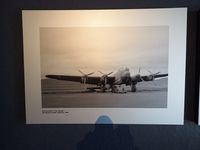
{"left": 41, "top": 78, "right": 168, "bottom": 108}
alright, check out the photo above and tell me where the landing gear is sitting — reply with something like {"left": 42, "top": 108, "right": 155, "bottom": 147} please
{"left": 131, "top": 84, "right": 136, "bottom": 92}
{"left": 111, "top": 84, "right": 128, "bottom": 93}
{"left": 101, "top": 87, "right": 106, "bottom": 93}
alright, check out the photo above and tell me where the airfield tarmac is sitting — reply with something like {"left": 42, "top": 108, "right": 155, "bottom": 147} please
{"left": 41, "top": 79, "right": 168, "bottom": 108}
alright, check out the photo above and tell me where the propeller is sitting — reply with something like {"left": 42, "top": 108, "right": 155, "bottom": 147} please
{"left": 147, "top": 70, "right": 160, "bottom": 76}
{"left": 146, "top": 70, "right": 160, "bottom": 81}
{"left": 78, "top": 70, "right": 94, "bottom": 89}
{"left": 78, "top": 70, "right": 94, "bottom": 76}
{"left": 144, "top": 69, "right": 161, "bottom": 86}
{"left": 136, "top": 67, "right": 144, "bottom": 82}
{"left": 138, "top": 67, "right": 141, "bottom": 74}
{"left": 99, "top": 71, "right": 113, "bottom": 85}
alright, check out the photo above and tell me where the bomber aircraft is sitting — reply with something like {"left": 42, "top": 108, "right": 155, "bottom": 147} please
{"left": 45, "top": 67, "right": 168, "bottom": 93}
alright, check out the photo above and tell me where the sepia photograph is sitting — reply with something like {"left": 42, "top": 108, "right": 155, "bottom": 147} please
{"left": 40, "top": 26, "right": 169, "bottom": 108}
{"left": 22, "top": 8, "right": 187, "bottom": 124}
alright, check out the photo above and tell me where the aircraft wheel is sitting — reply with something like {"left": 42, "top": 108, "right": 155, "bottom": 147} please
{"left": 131, "top": 85, "right": 136, "bottom": 92}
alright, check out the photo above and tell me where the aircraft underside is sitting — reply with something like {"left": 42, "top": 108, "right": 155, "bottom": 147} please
{"left": 87, "top": 84, "right": 136, "bottom": 93}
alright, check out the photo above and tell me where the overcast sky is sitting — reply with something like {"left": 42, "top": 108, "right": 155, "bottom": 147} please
{"left": 40, "top": 26, "right": 169, "bottom": 78}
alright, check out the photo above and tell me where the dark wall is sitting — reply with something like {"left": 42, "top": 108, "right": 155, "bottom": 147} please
{"left": 1, "top": 0, "right": 200, "bottom": 150}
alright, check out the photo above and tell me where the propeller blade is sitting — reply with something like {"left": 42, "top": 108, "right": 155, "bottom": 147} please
{"left": 87, "top": 72, "right": 94, "bottom": 76}
{"left": 147, "top": 70, "right": 153, "bottom": 74}
{"left": 147, "top": 70, "right": 160, "bottom": 76}
{"left": 78, "top": 70, "right": 85, "bottom": 75}
{"left": 138, "top": 67, "right": 141, "bottom": 74}
{"left": 78, "top": 70, "right": 94, "bottom": 76}
{"left": 154, "top": 72, "right": 160, "bottom": 75}
{"left": 107, "top": 72, "right": 113, "bottom": 76}
{"left": 99, "top": 71, "right": 113, "bottom": 76}
{"left": 98, "top": 71, "right": 104, "bottom": 75}
{"left": 105, "top": 78, "right": 107, "bottom": 85}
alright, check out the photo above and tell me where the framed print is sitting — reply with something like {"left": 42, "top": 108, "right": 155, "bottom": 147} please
{"left": 22, "top": 8, "right": 187, "bottom": 124}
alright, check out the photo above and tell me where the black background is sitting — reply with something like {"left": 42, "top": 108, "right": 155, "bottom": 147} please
{"left": 1, "top": 0, "right": 200, "bottom": 150}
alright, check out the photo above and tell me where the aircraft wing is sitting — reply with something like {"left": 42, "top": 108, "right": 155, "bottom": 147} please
{"left": 153, "top": 74, "right": 168, "bottom": 78}
{"left": 141, "top": 73, "right": 168, "bottom": 81}
{"left": 45, "top": 75, "right": 115, "bottom": 85}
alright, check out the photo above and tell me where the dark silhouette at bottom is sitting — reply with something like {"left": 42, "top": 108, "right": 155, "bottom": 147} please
{"left": 77, "top": 116, "right": 137, "bottom": 150}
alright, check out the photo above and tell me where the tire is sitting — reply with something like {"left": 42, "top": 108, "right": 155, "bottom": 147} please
{"left": 131, "top": 85, "right": 136, "bottom": 92}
